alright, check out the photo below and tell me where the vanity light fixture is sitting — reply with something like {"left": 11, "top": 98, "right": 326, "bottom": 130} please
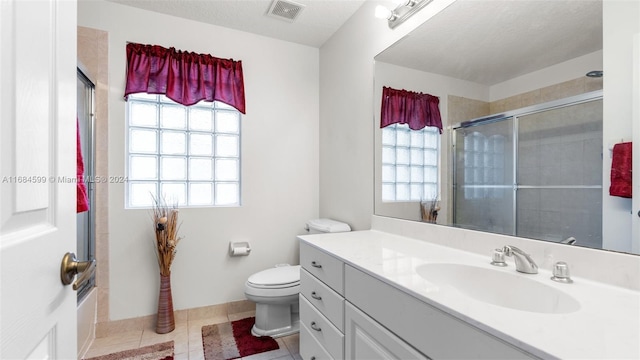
{"left": 375, "top": 0, "right": 434, "bottom": 29}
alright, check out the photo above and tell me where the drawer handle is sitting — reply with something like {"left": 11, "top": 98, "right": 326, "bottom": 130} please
{"left": 311, "top": 291, "right": 322, "bottom": 301}
{"left": 310, "top": 321, "right": 322, "bottom": 332}
{"left": 311, "top": 357, "right": 316, "bottom": 360}
{"left": 311, "top": 261, "right": 322, "bottom": 268}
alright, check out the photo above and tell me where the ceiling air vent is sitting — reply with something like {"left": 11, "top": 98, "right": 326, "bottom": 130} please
{"left": 267, "top": 0, "right": 305, "bottom": 22}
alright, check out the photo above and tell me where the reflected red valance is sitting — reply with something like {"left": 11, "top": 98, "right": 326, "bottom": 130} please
{"left": 124, "top": 42, "right": 246, "bottom": 113}
{"left": 380, "top": 86, "right": 442, "bottom": 133}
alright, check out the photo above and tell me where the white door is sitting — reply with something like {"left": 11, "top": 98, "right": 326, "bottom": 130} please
{"left": 0, "top": 0, "right": 78, "bottom": 358}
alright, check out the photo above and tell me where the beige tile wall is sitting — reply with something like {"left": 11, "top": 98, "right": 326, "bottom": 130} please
{"left": 449, "top": 76, "right": 603, "bottom": 125}
{"left": 490, "top": 76, "right": 603, "bottom": 114}
{"left": 447, "top": 95, "right": 491, "bottom": 125}
{"left": 95, "top": 300, "right": 256, "bottom": 338}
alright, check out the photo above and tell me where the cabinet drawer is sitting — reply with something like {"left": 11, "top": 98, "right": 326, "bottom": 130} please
{"left": 300, "top": 295, "right": 344, "bottom": 360}
{"left": 300, "top": 322, "right": 334, "bottom": 360}
{"left": 301, "top": 268, "right": 344, "bottom": 331}
{"left": 300, "top": 241, "right": 344, "bottom": 295}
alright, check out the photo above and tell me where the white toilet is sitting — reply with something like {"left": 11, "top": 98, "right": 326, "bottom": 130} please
{"left": 244, "top": 219, "right": 351, "bottom": 338}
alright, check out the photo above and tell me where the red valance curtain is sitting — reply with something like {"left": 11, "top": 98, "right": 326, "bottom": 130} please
{"left": 380, "top": 86, "right": 442, "bottom": 133}
{"left": 124, "top": 42, "right": 246, "bottom": 113}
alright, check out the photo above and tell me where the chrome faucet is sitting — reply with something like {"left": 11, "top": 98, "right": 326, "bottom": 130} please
{"left": 502, "top": 245, "right": 538, "bottom": 274}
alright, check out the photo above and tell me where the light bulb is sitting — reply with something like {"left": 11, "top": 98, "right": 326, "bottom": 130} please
{"left": 375, "top": 5, "right": 394, "bottom": 20}
{"left": 391, "top": 0, "right": 416, "bottom": 7}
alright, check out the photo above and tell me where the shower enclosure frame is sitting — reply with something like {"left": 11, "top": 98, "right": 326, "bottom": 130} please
{"left": 77, "top": 66, "right": 96, "bottom": 301}
{"left": 451, "top": 90, "right": 603, "bottom": 241}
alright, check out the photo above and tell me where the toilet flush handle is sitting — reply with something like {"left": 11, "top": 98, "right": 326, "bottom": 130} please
{"left": 311, "top": 261, "right": 322, "bottom": 268}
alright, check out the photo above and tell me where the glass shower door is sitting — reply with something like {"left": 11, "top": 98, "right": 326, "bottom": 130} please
{"left": 516, "top": 100, "right": 603, "bottom": 248}
{"left": 454, "top": 118, "right": 514, "bottom": 235}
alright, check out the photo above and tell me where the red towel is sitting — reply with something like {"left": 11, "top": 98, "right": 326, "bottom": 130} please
{"left": 609, "top": 142, "right": 632, "bottom": 198}
{"left": 77, "top": 120, "right": 90, "bottom": 212}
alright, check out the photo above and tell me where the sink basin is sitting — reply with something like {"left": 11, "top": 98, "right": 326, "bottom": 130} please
{"left": 416, "top": 263, "right": 580, "bottom": 314}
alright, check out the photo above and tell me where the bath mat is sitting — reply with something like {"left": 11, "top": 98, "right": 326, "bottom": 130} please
{"left": 83, "top": 340, "right": 173, "bottom": 360}
{"left": 202, "top": 317, "right": 279, "bottom": 360}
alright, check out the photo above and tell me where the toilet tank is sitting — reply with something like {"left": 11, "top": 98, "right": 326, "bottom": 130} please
{"left": 306, "top": 218, "right": 351, "bottom": 234}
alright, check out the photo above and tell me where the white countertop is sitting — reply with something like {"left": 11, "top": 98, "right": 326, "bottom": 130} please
{"left": 299, "top": 230, "right": 640, "bottom": 359}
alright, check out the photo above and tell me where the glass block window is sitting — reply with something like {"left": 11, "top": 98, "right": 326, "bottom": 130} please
{"left": 463, "top": 132, "right": 506, "bottom": 199}
{"left": 126, "top": 94, "right": 241, "bottom": 208}
{"left": 381, "top": 124, "right": 439, "bottom": 202}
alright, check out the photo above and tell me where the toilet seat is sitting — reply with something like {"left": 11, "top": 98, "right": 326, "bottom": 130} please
{"left": 244, "top": 283, "right": 300, "bottom": 299}
{"left": 245, "top": 265, "right": 301, "bottom": 298}
{"left": 247, "top": 265, "right": 300, "bottom": 287}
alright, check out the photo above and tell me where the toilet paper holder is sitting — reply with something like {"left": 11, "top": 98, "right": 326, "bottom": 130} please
{"left": 229, "top": 241, "right": 251, "bottom": 256}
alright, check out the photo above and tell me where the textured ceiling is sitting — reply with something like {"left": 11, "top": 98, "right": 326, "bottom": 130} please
{"left": 375, "top": 0, "right": 603, "bottom": 85}
{"left": 104, "top": 0, "right": 367, "bottom": 47}
{"left": 104, "top": 0, "right": 603, "bottom": 84}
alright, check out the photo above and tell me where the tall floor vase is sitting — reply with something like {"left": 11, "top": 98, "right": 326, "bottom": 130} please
{"left": 156, "top": 273, "right": 175, "bottom": 334}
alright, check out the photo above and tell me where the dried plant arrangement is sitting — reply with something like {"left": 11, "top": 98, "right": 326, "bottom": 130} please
{"left": 420, "top": 198, "right": 440, "bottom": 223}
{"left": 151, "top": 195, "right": 182, "bottom": 276}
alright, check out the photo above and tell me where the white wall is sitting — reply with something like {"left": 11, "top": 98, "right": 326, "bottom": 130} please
{"left": 602, "top": 0, "right": 639, "bottom": 252}
{"left": 319, "top": 0, "right": 457, "bottom": 230}
{"left": 78, "top": 0, "right": 319, "bottom": 320}
{"left": 490, "top": 50, "right": 603, "bottom": 101}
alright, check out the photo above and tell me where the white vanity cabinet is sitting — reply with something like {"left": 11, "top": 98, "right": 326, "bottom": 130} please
{"left": 299, "top": 239, "right": 538, "bottom": 360}
{"left": 299, "top": 241, "right": 345, "bottom": 360}
{"left": 299, "top": 230, "right": 640, "bottom": 359}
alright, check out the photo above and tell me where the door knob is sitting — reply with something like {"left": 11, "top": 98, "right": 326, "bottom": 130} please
{"left": 60, "top": 252, "right": 96, "bottom": 290}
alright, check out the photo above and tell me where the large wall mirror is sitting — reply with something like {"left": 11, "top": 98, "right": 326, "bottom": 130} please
{"left": 374, "top": 0, "right": 640, "bottom": 255}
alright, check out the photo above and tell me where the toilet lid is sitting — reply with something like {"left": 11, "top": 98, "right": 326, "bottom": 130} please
{"left": 248, "top": 265, "right": 300, "bottom": 287}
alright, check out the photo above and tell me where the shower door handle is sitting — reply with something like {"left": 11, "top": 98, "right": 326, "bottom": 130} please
{"left": 60, "top": 252, "right": 96, "bottom": 290}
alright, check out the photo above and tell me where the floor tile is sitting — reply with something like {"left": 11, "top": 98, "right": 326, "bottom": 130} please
{"left": 83, "top": 339, "right": 141, "bottom": 358}
{"left": 84, "top": 307, "right": 299, "bottom": 360}
{"left": 188, "top": 348, "right": 206, "bottom": 360}
{"left": 281, "top": 334, "right": 299, "bottom": 356}
{"left": 88, "top": 329, "right": 142, "bottom": 349}
{"left": 174, "top": 352, "right": 190, "bottom": 360}
{"left": 228, "top": 310, "right": 256, "bottom": 322}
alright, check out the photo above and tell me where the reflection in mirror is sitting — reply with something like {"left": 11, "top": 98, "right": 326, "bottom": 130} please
{"left": 374, "top": 0, "right": 639, "bottom": 255}
{"left": 452, "top": 93, "right": 603, "bottom": 249}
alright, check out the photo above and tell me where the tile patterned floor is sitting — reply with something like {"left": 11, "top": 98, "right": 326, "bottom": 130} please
{"left": 83, "top": 311, "right": 301, "bottom": 360}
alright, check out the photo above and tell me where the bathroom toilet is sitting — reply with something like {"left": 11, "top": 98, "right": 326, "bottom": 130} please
{"left": 244, "top": 264, "right": 301, "bottom": 338}
{"left": 244, "top": 219, "right": 351, "bottom": 338}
